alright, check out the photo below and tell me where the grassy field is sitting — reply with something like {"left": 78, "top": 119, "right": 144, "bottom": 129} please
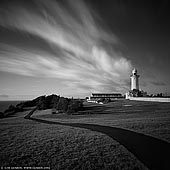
{"left": 1, "top": 99, "right": 170, "bottom": 170}
{"left": 37, "top": 100, "right": 170, "bottom": 142}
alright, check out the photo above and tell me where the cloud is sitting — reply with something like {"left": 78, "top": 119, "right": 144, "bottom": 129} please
{"left": 0, "top": 0, "right": 132, "bottom": 94}
{"left": 0, "top": 94, "right": 9, "bottom": 98}
{"left": 151, "top": 81, "right": 166, "bottom": 86}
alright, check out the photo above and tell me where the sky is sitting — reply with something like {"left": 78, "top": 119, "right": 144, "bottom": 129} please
{"left": 0, "top": 0, "right": 170, "bottom": 100}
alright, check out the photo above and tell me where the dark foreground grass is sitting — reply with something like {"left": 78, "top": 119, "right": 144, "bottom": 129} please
{"left": 0, "top": 115, "right": 148, "bottom": 170}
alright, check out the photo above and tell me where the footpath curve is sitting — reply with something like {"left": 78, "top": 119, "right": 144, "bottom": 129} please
{"left": 24, "top": 108, "right": 170, "bottom": 170}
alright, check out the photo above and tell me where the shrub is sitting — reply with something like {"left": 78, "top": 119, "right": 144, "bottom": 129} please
{"left": 4, "top": 105, "right": 16, "bottom": 113}
{"left": 103, "top": 98, "right": 111, "bottom": 104}
{"left": 55, "top": 97, "right": 70, "bottom": 113}
{"left": 3, "top": 105, "right": 23, "bottom": 117}
{"left": 40, "top": 94, "right": 60, "bottom": 110}
{"left": 0, "top": 112, "right": 4, "bottom": 118}
{"left": 67, "top": 99, "right": 83, "bottom": 114}
{"left": 16, "top": 96, "right": 46, "bottom": 108}
{"left": 97, "top": 98, "right": 111, "bottom": 104}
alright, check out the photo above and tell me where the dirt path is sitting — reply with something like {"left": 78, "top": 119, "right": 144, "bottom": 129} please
{"left": 25, "top": 109, "right": 170, "bottom": 170}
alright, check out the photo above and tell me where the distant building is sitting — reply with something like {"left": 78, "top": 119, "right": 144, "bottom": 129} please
{"left": 88, "top": 93, "right": 123, "bottom": 101}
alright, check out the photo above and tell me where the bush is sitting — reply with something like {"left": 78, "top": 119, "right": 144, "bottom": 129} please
{"left": 40, "top": 94, "right": 60, "bottom": 110}
{"left": 0, "top": 112, "right": 4, "bottom": 118}
{"left": 3, "top": 105, "right": 23, "bottom": 117}
{"left": 16, "top": 96, "right": 46, "bottom": 108}
{"left": 103, "top": 98, "right": 111, "bottom": 104}
{"left": 55, "top": 97, "right": 70, "bottom": 113}
{"left": 97, "top": 98, "right": 111, "bottom": 104}
{"left": 67, "top": 100, "right": 83, "bottom": 114}
{"left": 4, "top": 105, "right": 16, "bottom": 113}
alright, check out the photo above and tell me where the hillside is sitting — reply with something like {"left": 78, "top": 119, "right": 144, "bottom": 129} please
{"left": 0, "top": 94, "right": 83, "bottom": 118}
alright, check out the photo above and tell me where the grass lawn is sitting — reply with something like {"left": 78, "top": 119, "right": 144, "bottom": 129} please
{"left": 1, "top": 99, "right": 170, "bottom": 169}
{"left": 37, "top": 100, "right": 170, "bottom": 142}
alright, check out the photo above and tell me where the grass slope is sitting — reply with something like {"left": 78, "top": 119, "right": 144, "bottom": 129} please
{"left": 0, "top": 116, "right": 147, "bottom": 170}
{"left": 38, "top": 100, "right": 170, "bottom": 142}
{"left": 1, "top": 99, "right": 170, "bottom": 169}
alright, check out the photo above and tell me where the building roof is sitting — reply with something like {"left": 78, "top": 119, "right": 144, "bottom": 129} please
{"left": 91, "top": 93, "right": 122, "bottom": 95}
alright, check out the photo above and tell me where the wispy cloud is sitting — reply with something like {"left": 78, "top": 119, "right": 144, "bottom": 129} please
{"left": 151, "top": 81, "right": 166, "bottom": 86}
{"left": 0, "top": 94, "right": 9, "bottom": 98}
{"left": 0, "top": 0, "right": 132, "bottom": 94}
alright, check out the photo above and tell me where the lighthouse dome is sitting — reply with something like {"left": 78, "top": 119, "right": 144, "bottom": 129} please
{"left": 132, "top": 68, "right": 137, "bottom": 74}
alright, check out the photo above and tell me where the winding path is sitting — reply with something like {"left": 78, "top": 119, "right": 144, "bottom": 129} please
{"left": 25, "top": 108, "right": 170, "bottom": 170}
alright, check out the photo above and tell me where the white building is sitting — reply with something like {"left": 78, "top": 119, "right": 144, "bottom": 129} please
{"left": 130, "top": 68, "right": 140, "bottom": 90}
{"left": 87, "top": 93, "right": 123, "bottom": 102}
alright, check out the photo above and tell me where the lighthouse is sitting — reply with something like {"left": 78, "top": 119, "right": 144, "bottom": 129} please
{"left": 130, "top": 68, "right": 140, "bottom": 90}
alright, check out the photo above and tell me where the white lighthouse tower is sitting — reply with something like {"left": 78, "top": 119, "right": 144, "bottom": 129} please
{"left": 130, "top": 68, "right": 140, "bottom": 90}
